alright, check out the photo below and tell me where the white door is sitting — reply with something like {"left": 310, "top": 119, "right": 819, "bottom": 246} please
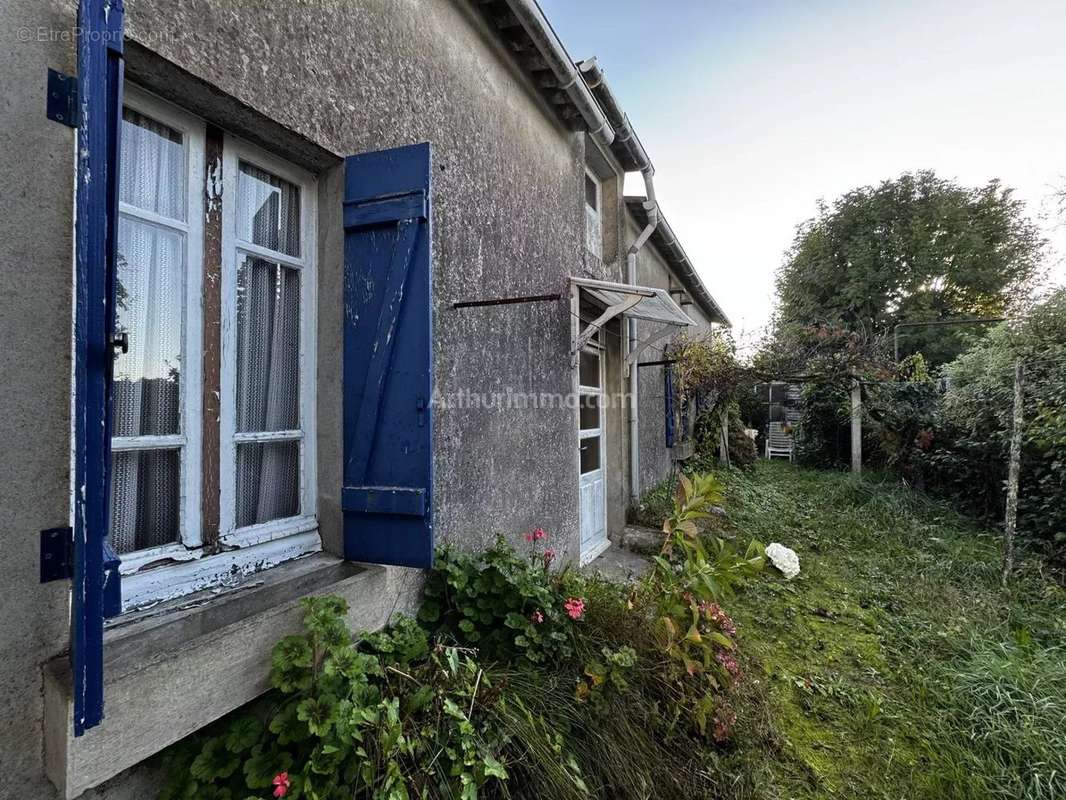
{"left": 578, "top": 332, "right": 608, "bottom": 563}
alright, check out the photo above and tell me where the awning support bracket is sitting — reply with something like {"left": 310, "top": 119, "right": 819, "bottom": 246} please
{"left": 572, "top": 294, "right": 643, "bottom": 363}
{"left": 625, "top": 323, "right": 679, "bottom": 376}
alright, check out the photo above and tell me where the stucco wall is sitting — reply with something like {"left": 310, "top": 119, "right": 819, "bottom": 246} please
{"left": 631, "top": 214, "right": 718, "bottom": 496}
{"left": 0, "top": 2, "right": 80, "bottom": 798}
{"left": 0, "top": 0, "right": 601, "bottom": 797}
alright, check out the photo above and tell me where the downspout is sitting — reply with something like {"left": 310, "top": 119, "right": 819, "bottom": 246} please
{"left": 502, "top": 0, "right": 615, "bottom": 148}
{"left": 580, "top": 57, "right": 660, "bottom": 504}
{"left": 626, "top": 174, "right": 658, "bottom": 504}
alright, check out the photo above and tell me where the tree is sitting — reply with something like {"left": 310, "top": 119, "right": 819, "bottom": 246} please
{"left": 774, "top": 171, "right": 1045, "bottom": 365}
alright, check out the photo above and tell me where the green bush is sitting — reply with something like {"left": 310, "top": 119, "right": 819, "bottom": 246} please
{"left": 918, "top": 290, "right": 1066, "bottom": 554}
{"left": 418, "top": 535, "right": 582, "bottom": 665}
{"left": 161, "top": 599, "right": 508, "bottom": 800}
{"left": 793, "top": 382, "right": 851, "bottom": 469}
{"left": 694, "top": 401, "right": 758, "bottom": 470}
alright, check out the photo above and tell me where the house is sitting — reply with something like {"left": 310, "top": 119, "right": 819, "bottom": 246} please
{"left": 0, "top": 1, "right": 729, "bottom": 797}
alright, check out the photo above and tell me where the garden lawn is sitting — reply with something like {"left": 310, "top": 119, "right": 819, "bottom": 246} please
{"left": 709, "top": 461, "right": 1066, "bottom": 800}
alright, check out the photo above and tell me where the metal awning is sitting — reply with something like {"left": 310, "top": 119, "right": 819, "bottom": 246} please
{"left": 570, "top": 277, "right": 696, "bottom": 373}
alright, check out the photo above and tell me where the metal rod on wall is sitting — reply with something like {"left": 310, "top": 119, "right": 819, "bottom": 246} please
{"left": 452, "top": 293, "right": 562, "bottom": 309}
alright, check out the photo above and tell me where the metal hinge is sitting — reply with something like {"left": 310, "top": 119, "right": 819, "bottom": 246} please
{"left": 46, "top": 69, "right": 79, "bottom": 128}
{"left": 40, "top": 526, "right": 123, "bottom": 617}
{"left": 40, "top": 526, "right": 74, "bottom": 583}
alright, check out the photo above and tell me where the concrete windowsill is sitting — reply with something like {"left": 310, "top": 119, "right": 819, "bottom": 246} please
{"left": 43, "top": 553, "right": 400, "bottom": 799}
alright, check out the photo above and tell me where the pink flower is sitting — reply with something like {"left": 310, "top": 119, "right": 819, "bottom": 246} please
{"left": 273, "top": 772, "right": 291, "bottom": 798}
{"left": 712, "top": 707, "right": 737, "bottom": 743}
{"left": 701, "top": 602, "right": 737, "bottom": 637}
{"left": 530, "top": 610, "right": 544, "bottom": 624}
{"left": 564, "top": 597, "right": 585, "bottom": 620}
{"left": 525, "top": 528, "right": 547, "bottom": 543}
{"left": 542, "top": 548, "right": 556, "bottom": 568}
{"left": 715, "top": 649, "right": 741, "bottom": 679}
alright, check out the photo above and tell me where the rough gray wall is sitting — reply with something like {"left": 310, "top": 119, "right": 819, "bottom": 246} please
{"left": 0, "top": 2, "right": 79, "bottom": 798}
{"left": 632, "top": 215, "right": 717, "bottom": 496}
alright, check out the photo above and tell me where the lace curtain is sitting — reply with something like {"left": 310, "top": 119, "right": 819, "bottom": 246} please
{"left": 109, "top": 109, "right": 185, "bottom": 554}
{"left": 234, "top": 163, "right": 302, "bottom": 527}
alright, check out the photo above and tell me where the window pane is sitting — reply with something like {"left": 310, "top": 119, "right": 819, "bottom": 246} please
{"left": 237, "top": 161, "right": 301, "bottom": 256}
{"left": 580, "top": 436, "right": 601, "bottom": 474}
{"left": 113, "top": 218, "right": 183, "bottom": 437}
{"left": 579, "top": 349, "right": 600, "bottom": 388}
{"left": 236, "top": 256, "right": 300, "bottom": 432}
{"left": 109, "top": 449, "right": 180, "bottom": 554}
{"left": 235, "top": 440, "right": 300, "bottom": 527}
{"left": 585, "top": 173, "right": 598, "bottom": 210}
{"left": 579, "top": 394, "right": 600, "bottom": 430}
{"left": 120, "top": 108, "right": 185, "bottom": 220}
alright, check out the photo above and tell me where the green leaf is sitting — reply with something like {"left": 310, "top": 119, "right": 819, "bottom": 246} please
{"left": 190, "top": 737, "right": 240, "bottom": 782}
{"left": 417, "top": 598, "right": 441, "bottom": 623}
{"left": 297, "top": 696, "right": 339, "bottom": 737}
{"left": 270, "top": 702, "right": 311, "bottom": 745}
{"left": 243, "top": 746, "right": 292, "bottom": 789}
{"left": 225, "top": 716, "right": 263, "bottom": 754}
{"left": 482, "top": 754, "right": 508, "bottom": 780}
{"left": 270, "top": 636, "right": 314, "bottom": 693}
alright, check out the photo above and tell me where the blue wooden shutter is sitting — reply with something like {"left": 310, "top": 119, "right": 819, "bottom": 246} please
{"left": 70, "top": 0, "right": 125, "bottom": 736}
{"left": 341, "top": 143, "right": 434, "bottom": 568}
{"left": 664, "top": 365, "right": 675, "bottom": 448}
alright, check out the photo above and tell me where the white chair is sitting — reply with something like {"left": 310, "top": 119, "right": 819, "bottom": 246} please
{"left": 765, "top": 422, "right": 794, "bottom": 461}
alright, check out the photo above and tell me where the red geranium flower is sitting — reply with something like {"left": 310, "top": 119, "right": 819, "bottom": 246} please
{"left": 273, "top": 772, "right": 291, "bottom": 798}
{"left": 564, "top": 597, "right": 585, "bottom": 620}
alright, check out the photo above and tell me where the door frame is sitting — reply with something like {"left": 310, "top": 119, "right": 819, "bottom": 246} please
{"left": 576, "top": 306, "right": 609, "bottom": 565}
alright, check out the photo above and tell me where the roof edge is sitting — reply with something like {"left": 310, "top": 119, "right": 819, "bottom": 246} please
{"left": 624, "top": 196, "right": 731, "bottom": 327}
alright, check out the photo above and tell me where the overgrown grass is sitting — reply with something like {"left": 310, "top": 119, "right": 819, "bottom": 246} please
{"left": 713, "top": 462, "right": 1066, "bottom": 800}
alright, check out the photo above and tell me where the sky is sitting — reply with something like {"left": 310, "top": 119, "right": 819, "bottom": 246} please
{"left": 539, "top": 0, "right": 1066, "bottom": 347}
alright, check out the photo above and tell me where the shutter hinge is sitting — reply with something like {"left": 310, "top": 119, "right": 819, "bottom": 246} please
{"left": 40, "top": 526, "right": 74, "bottom": 583}
{"left": 40, "top": 526, "right": 123, "bottom": 617}
{"left": 46, "top": 69, "right": 80, "bottom": 128}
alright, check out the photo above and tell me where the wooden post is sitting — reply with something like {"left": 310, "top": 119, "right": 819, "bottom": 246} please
{"left": 718, "top": 404, "right": 730, "bottom": 467}
{"left": 850, "top": 379, "right": 862, "bottom": 475}
{"left": 1001, "top": 359, "right": 1025, "bottom": 588}
{"left": 201, "top": 124, "right": 224, "bottom": 547}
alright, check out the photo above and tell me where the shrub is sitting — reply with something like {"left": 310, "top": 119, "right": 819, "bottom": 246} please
{"left": 793, "top": 382, "right": 851, "bottom": 469}
{"left": 418, "top": 532, "right": 581, "bottom": 665}
{"left": 161, "top": 599, "right": 508, "bottom": 800}
{"left": 694, "top": 401, "right": 758, "bottom": 470}
{"left": 918, "top": 290, "right": 1066, "bottom": 554}
{"left": 646, "top": 473, "right": 764, "bottom": 736}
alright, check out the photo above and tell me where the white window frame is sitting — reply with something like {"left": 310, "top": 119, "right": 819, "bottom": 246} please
{"left": 584, "top": 167, "right": 602, "bottom": 259}
{"left": 113, "top": 85, "right": 206, "bottom": 576}
{"left": 106, "top": 88, "right": 321, "bottom": 611}
{"left": 219, "top": 135, "right": 319, "bottom": 550}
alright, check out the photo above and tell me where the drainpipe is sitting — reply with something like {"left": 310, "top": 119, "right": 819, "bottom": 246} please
{"left": 625, "top": 176, "right": 658, "bottom": 504}
{"left": 502, "top": 0, "right": 615, "bottom": 148}
{"left": 579, "top": 58, "right": 660, "bottom": 504}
